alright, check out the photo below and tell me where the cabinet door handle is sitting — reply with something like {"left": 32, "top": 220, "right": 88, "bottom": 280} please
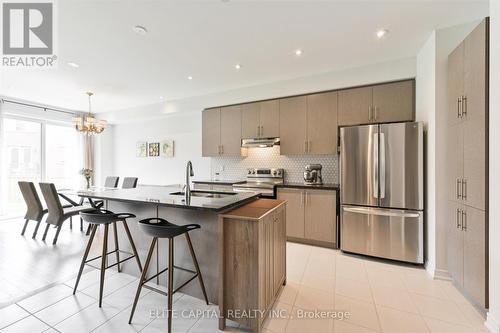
{"left": 458, "top": 97, "right": 462, "bottom": 119}
{"left": 462, "top": 179, "right": 467, "bottom": 201}
{"left": 221, "top": 145, "right": 224, "bottom": 154}
{"left": 218, "top": 145, "right": 221, "bottom": 155}
{"left": 368, "top": 106, "right": 372, "bottom": 121}
{"left": 374, "top": 106, "right": 377, "bottom": 121}
{"left": 260, "top": 125, "right": 264, "bottom": 137}
{"left": 462, "top": 210, "right": 467, "bottom": 231}
{"left": 300, "top": 192, "right": 304, "bottom": 206}
{"left": 456, "top": 178, "right": 462, "bottom": 200}
{"left": 305, "top": 192, "right": 309, "bottom": 205}
{"left": 462, "top": 96, "right": 467, "bottom": 117}
{"left": 257, "top": 125, "right": 260, "bottom": 137}
{"left": 307, "top": 141, "right": 311, "bottom": 153}
{"left": 304, "top": 141, "right": 308, "bottom": 153}
{"left": 456, "top": 208, "right": 461, "bottom": 229}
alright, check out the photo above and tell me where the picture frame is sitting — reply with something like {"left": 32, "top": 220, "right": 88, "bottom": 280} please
{"left": 136, "top": 141, "right": 147, "bottom": 157}
{"left": 148, "top": 142, "right": 160, "bottom": 157}
{"left": 160, "top": 140, "right": 174, "bottom": 157}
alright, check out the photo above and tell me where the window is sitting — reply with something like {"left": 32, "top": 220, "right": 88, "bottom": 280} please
{"left": 0, "top": 117, "right": 79, "bottom": 218}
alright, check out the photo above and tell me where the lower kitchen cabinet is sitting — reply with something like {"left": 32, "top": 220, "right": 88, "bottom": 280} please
{"left": 219, "top": 200, "right": 286, "bottom": 333}
{"left": 447, "top": 200, "right": 486, "bottom": 308}
{"left": 277, "top": 188, "right": 337, "bottom": 247}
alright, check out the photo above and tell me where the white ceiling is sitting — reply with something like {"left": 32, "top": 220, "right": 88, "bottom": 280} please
{"left": 0, "top": 0, "right": 489, "bottom": 113}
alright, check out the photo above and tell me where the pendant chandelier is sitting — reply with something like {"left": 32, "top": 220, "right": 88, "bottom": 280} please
{"left": 73, "top": 92, "right": 107, "bottom": 135}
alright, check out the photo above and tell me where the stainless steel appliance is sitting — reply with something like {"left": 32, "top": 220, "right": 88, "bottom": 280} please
{"left": 340, "top": 122, "right": 424, "bottom": 264}
{"left": 303, "top": 164, "right": 323, "bottom": 185}
{"left": 241, "top": 137, "right": 280, "bottom": 148}
{"left": 232, "top": 168, "right": 284, "bottom": 197}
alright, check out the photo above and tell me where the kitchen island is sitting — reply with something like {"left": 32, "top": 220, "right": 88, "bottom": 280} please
{"left": 75, "top": 185, "right": 260, "bottom": 304}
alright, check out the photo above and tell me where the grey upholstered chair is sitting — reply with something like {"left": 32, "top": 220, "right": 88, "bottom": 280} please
{"left": 18, "top": 182, "right": 46, "bottom": 238}
{"left": 122, "top": 177, "right": 138, "bottom": 189}
{"left": 39, "top": 183, "right": 90, "bottom": 245}
{"left": 104, "top": 176, "right": 120, "bottom": 188}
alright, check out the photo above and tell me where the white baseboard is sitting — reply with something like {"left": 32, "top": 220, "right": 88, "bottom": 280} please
{"left": 424, "top": 261, "right": 451, "bottom": 280}
{"left": 486, "top": 312, "right": 500, "bottom": 333}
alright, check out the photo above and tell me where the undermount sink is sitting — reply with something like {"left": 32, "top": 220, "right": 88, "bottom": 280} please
{"left": 169, "top": 190, "right": 237, "bottom": 198}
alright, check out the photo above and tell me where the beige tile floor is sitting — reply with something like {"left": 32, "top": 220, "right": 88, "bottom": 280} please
{"left": 0, "top": 217, "right": 489, "bottom": 333}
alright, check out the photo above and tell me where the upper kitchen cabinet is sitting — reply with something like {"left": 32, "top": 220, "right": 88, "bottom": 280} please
{"left": 241, "top": 102, "right": 260, "bottom": 139}
{"left": 202, "top": 108, "right": 221, "bottom": 157}
{"left": 338, "top": 86, "right": 372, "bottom": 126}
{"left": 306, "top": 91, "right": 338, "bottom": 154}
{"left": 220, "top": 106, "right": 242, "bottom": 156}
{"left": 279, "top": 92, "right": 338, "bottom": 155}
{"left": 202, "top": 106, "right": 242, "bottom": 157}
{"left": 372, "top": 80, "right": 414, "bottom": 123}
{"left": 338, "top": 80, "right": 415, "bottom": 126}
{"left": 279, "top": 96, "right": 307, "bottom": 155}
{"left": 241, "top": 100, "right": 279, "bottom": 139}
{"left": 259, "top": 100, "right": 280, "bottom": 138}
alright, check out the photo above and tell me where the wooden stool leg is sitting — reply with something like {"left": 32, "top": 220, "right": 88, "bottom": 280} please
{"left": 113, "top": 222, "right": 121, "bottom": 272}
{"left": 129, "top": 237, "right": 157, "bottom": 324}
{"left": 99, "top": 224, "right": 109, "bottom": 307}
{"left": 70, "top": 216, "right": 73, "bottom": 230}
{"left": 122, "top": 221, "right": 143, "bottom": 271}
{"left": 80, "top": 217, "right": 83, "bottom": 232}
{"left": 21, "top": 219, "right": 29, "bottom": 235}
{"left": 85, "top": 224, "right": 92, "bottom": 236}
{"left": 73, "top": 225, "right": 97, "bottom": 294}
{"left": 185, "top": 233, "right": 209, "bottom": 305}
{"left": 168, "top": 238, "right": 174, "bottom": 333}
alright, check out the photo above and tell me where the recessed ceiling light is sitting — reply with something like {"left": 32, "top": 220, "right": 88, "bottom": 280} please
{"left": 187, "top": 76, "right": 193, "bottom": 80}
{"left": 132, "top": 25, "right": 148, "bottom": 35}
{"left": 295, "top": 49, "right": 303, "bottom": 56}
{"left": 67, "top": 62, "right": 79, "bottom": 68}
{"left": 159, "top": 96, "right": 164, "bottom": 100}
{"left": 234, "top": 64, "right": 242, "bottom": 70}
{"left": 376, "top": 29, "right": 388, "bottom": 38}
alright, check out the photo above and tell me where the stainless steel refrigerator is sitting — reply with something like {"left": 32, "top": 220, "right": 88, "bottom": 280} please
{"left": 340, "top": 122, "right": 424, "bottom": 264}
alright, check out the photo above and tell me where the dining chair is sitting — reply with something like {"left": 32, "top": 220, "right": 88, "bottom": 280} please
{"left": 18, "top": 182, "right": 46, "bottom": 238}
{"left": 122, "top": 177, "right": 138, "bottom": 189}
{"left": 104, "top": 176, "right": 120, "bottom": 188}
{"left": 84, "top": 176, "right": 120, "bottom": 236}
{"left": 39, "top": 183, "right": 91, "bottom": 245}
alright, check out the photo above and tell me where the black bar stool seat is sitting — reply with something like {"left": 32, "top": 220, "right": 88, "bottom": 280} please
{"left": 73, "top": 209, "right": 142, "bottom": 307}
{"left": 129, "top": 217, "right": 209, "bottom": 333}
{"left": 139, "top": 217, "right": 200, "bottom": 238}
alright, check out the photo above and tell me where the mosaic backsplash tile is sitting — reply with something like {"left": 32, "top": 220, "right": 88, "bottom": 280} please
{"left": 210, "top": 146, "right": 338, "bottom": 183}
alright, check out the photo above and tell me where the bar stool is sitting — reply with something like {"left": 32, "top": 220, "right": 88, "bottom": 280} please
{"left": 128, "top": 217, "right": 209, "bottom": 332}
{"left": 73, "top": 209, "right": 143, "bottom": 307}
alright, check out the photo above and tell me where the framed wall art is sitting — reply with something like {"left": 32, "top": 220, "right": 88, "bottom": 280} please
{"left": 148, "top": 142, "right": 160, "bottom": 157}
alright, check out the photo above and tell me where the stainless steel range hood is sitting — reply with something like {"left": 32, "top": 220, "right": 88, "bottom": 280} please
{"left": 241, "top": 137, "right": 280, "bottom": 148}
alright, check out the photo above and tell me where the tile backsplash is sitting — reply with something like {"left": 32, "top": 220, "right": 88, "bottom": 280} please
{"left": 210, "top": 146, "right": 338, "bottom": 183}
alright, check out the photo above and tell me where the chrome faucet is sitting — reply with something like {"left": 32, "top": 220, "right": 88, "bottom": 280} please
{"left": 185, "top": 161, "right": 194, "bottom": 199}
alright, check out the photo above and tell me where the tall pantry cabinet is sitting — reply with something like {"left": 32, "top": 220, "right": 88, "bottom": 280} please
{"left": 446, "top": 18, "right": 488, "bottom": 309}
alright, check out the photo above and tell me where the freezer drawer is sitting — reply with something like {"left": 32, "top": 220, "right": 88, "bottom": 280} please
{"left": 341, "top": 206, "right": 424, "bottom": 264}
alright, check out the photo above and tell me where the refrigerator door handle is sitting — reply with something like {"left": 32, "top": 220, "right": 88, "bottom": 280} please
{"left": 379, "top": 132, "right": 386, "bottom": 199}
{"left": 343, "top": 207, "right": 421, "bottom": 218}
{"left": 373, "top": 132, "right": 379, "bottom": 199}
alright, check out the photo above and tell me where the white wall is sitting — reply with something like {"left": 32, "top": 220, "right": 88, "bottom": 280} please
{"left": 109, "top": 111, "right": 210, "bottom": 186}
{"left": 416, "top": 31, "right": 437, "bottom": 276}
{"left": 487, "top": 0, "right": 500, "bottom": 331}
{"left": 416, "top": 20, "right": 481, "bottom": 279}
{"left": 101, "top": 57, "right": 416, "bottom": 186}
{"left": 100, "top": 58, "right": 416, "bottom": 124}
